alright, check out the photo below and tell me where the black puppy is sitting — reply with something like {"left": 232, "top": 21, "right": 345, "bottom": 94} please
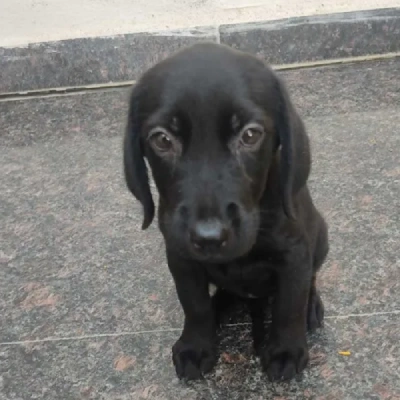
{"left": 123, "top": 42, "right": 329, "bottom": 381}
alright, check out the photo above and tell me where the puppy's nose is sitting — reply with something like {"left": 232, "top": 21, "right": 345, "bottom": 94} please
{"left": 190, "top": 220, "right": 229, "bottom": 253}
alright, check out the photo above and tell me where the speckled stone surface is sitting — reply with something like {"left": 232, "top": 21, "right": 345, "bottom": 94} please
{"left": 0, "top": 27, "right": 217, "bottom": 93}
{"left": 220, "top": 8, "right": 400, "bottom": 65}
{"left": 2, "top": 58, "right": 400, "bottom": 148}
{"left": 0, "top": 315, "right": 399, "bottom": 399}
{"left": 1, "top": 60, "right": 399, "bottom": 399}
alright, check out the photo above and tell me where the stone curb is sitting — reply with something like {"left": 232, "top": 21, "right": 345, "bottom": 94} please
{"left": 0, "top": 8, "right": 399, "bottom": 93}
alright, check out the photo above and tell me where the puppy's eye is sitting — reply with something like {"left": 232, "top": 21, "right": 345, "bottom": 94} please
{"left": 149, "top": 129, "right": 174, "bottom": 153}
{"left": 239, "top": 125, "right": 264, "bottom": 148}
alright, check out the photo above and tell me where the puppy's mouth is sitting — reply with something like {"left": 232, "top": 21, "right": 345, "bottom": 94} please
{"left": 189, "top": 247, "right": 249, "bottom": 264}
{"left": 187, "top": 228, "right": 258, "bottom": 264}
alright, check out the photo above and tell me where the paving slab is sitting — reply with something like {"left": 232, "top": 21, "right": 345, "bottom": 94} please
{"left": 2, "top": 58, "right": 400, "bottom": 147}
{"left": 0, "top": 315, "right": 398, "bottom": 399}
{"left": 1, "top": 60, "right": 399, "bottom": 398}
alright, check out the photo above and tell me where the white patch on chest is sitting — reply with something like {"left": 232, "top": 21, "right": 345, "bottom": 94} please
{"left": 208, "top": 283, "right": 259, "bottom": 299}
{"left": 208, "top": 283, "right": 218, "bottom": 297}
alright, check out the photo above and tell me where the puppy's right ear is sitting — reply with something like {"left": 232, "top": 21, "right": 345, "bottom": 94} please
{"left": 123, "top": 85, "right": 155, "bottom": 230}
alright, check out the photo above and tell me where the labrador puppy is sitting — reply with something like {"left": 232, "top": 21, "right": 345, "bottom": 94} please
{"left": 123, "top": 42, "right": 329, "bottom": 381}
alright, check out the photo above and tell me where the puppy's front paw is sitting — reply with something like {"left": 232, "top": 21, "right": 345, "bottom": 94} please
{"left": 172, "top": 338, "right": 217, "bottom": 380}
{"left": 261, "top": 339, "right": 309, "bottom": 381}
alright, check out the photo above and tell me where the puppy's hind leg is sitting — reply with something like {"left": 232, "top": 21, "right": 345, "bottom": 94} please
{"left": 249, "top": 299, "right": 266, "bottom": 355}
{"left": 211, "top": 288, "right": 238, "bottom": 328}
{"left": 307, "top": 220, "right": 329, "bottom": 332}
{"left": 307, "top": 276, "right": 325, "bottom": 332}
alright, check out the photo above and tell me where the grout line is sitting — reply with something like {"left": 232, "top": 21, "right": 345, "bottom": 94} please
{"left": 0, "top": 81, "right": 136, "bottom": 102}
{"left": 215, "top": 24, "right": 221, "bottom": 44}
{"left": 273, "top": 51, "right": 400, "bottom": 71}
{"left": 1, "top": 310, "right": 399, "bottom": 347}
{"left": 225, "top": 310, "right": 400, "bottom": 325}
{"left": 0, "top": 328, "right": 182, "bottom": 346}
{"left": 1, "top": 51, "right": 399, "bottom": 102}
{"left": 324, "top": 310, "right": 400, "bottom": 319}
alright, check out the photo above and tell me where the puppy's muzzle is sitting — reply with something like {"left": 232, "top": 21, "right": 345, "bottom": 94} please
{"left": 178, "top": 200, "right": 242, "bottom": 260}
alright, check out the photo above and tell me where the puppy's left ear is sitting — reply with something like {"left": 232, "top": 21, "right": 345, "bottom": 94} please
{"left": 273, "top": 73, "right": 311, "bottom": 219}
{"left": 123, "top": 85, "right": 155, "bottom": 230}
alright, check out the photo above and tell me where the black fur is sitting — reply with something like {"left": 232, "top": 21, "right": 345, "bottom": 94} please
{"left": 123, "top": 42, "right": 329, "bottom": 381}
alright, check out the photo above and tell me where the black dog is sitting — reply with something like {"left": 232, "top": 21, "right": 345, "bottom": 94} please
{"left": 123, "top": 42, "right": 329, "bottom": 381}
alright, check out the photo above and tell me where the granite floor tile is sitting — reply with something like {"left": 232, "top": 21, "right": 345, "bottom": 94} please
{"left": 1, "top": 105, "right": 399, "bottom": 342}
{"left": 0, "top": 88, "right": 131, "bottom": 147}
{"left": 1, "top": 60, "right": 399, "bottom": 399}
{"left": 308, "top": 109, "right": 400, "bottom": 316}
{"left": 1, "top": 58, "right": 400, "bottom": 148}
{"left": 0, "top": 135, "right": 180, "bottom": 342}
{"left": 0, "top": 314, "right": 399, "bottom": 399}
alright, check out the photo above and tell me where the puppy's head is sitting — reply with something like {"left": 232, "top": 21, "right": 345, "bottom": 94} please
{"left": 124, "top": 43, "right": 310, "bottom": 262}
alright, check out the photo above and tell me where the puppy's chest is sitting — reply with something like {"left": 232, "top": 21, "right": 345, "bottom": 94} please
{"left": 206, "top": 255, "right": 279, "bottom": 299}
